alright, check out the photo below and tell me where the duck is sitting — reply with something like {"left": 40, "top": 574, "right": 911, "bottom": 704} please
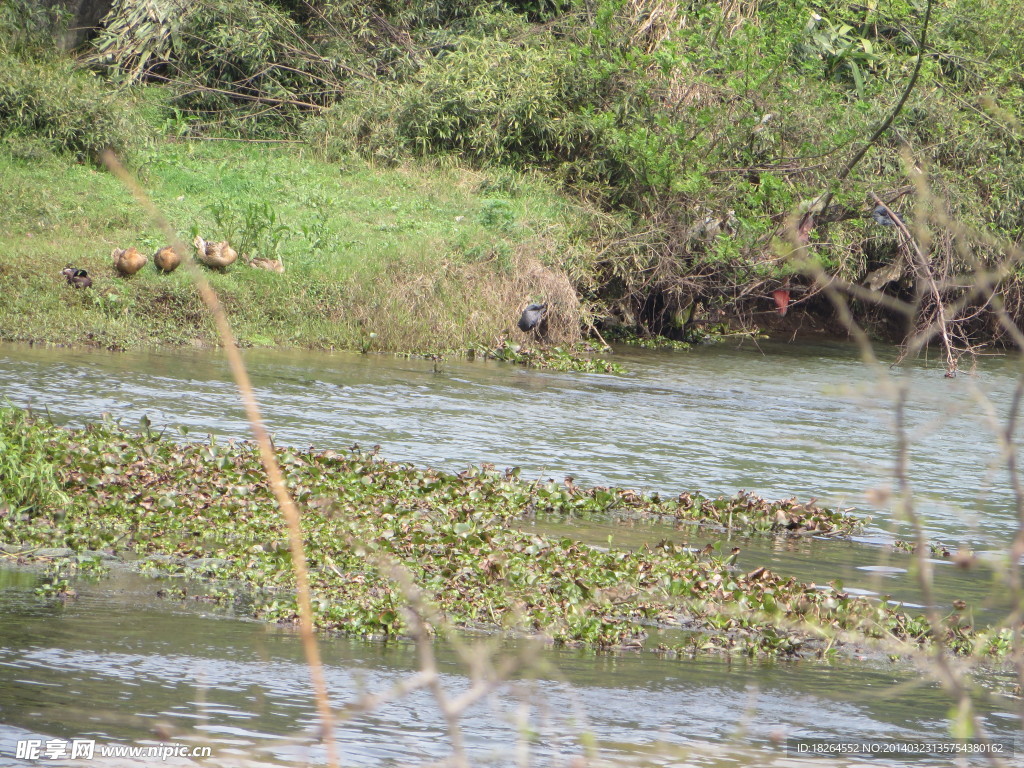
{"left": 250, "top": 257, "right": 284, "bottom": 273}
{"left": 193, "top": 236, "right": 238, "bottom": 270}
{"left": 112, "top": 247, "right": 147, "bottom": 276}
{"left": 153, "top": 245, "right": 183, "bottom": 273}
{"left": 518, "top": 303, "right": 548, "bottom": 334}
{"left": 61, "top": 267, "right": 92, "bottom": 288}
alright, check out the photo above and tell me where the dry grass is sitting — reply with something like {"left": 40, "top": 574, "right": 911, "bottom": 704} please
{"left": 331, "top": 251, "right": 581, "bottom": 353}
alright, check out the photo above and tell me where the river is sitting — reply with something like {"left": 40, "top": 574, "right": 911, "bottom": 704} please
{"left": 0, "top": 339, "right": 1020, "bottom": 765}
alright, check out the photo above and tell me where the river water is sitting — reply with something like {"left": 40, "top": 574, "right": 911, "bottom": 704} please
{"left": 2, "top": 339, "right": 1019, "bottom": 549}
{"left": 0, "top": 339, "right": 1021, "bottom": 765}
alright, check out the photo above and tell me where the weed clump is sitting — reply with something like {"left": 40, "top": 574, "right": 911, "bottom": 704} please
{"left": 7, "top": 407, "right": 989, "bottom": 659}
{"left": 0, "top": 409, "right": 70, "bottom": 517}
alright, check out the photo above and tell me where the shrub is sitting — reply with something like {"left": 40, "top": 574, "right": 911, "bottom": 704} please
{"left": 92, "top": 0, "right": 351, "bottom": 132}
{"left": 304, "top": 34, "right": 672, "bottom": 205}
{"left": 0, "top": 52, "right": 145, "bottom": 160}
{"left": 0, "top": 0, "right": 66, "bottom": 54}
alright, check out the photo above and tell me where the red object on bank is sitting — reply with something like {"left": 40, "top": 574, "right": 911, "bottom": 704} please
{"left": 772, "top": 289, "right": 790, "bottom": 316}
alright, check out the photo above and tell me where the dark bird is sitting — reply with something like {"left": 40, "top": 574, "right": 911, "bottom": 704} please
{"left": 61, "top": 267, "right": 92, "bottom": 288}
{"left": 871, "top": 204, "right": 904, "bottom": 228}
{"left": 518, "top": 303, "right": 548, "bottom": 334}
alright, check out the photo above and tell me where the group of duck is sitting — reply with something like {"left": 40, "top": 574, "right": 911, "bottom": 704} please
{"left": 62, "top": 237, "right": 284, "bottom": 289}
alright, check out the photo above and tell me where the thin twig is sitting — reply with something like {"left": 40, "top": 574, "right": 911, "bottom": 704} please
{"left": 872, "top": 192, "right": 958, "bottom": 375}
{"left": 817, "top": 0, "right": 934, "bottom": 218}
{"left": 100, "top": 150, "right": 339, "bottom": 768}
{"left": 186, "top": 136, "right": 304, "bottom": 144}
{"left": 148, "top": 73, "right": 326, "bottom": 110}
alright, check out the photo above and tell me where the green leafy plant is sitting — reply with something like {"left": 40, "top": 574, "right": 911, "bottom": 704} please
{"left": 209, "top": 199, "right": 292, "bottom": 261}
{"left": 481, "top": 341, "right": 627, "bottom": 373}
{"left": 34, "top": 574, "right": 74, "bottom": 599}
{"left": 0, "top": 51, "right": 144, "bottom": 160}
{"left": 800, "top": 12, "right": 882, "bottom": 97}
{"left": 0, "top": 408, "right": 71, "bottom": 518}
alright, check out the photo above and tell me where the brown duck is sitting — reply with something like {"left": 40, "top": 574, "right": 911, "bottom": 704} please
{"left": 61, "top": 267, "right": 92, "bottom": 288}
{"left": 194, "top": 236, "right": 238, "bottom": 270}
{"left": 112, "top": 247, "right": 147, "bottom": 276}
{"left": 154, "top": 246, "right": 183, "bottom": 273}
{"left": 250, "top": 257, "right": 284, "bottom": 273}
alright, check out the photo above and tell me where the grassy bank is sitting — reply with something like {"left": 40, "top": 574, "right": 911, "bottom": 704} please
{"left": 0, "top": 140, "right": 594, "bottom": 353}
{"left": 0, "top": 407, "right": 1006, "bottom": 658}
{"left": 5, "top": 0, "right": 1024, "bottom": 361}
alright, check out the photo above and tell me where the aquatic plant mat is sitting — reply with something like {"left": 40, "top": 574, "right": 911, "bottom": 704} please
{"left": 0, "top": 407, "right": 1007, "bottom": 659}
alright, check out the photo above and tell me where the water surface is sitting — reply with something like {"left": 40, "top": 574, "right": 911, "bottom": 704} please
{"left": 1, "top": 339, "right": 1022, "bottom": 765}
{"left": 0, "top": 568, "right": 1018, "bottom": 767}
{"left": 1, "top": 339, "right": 1017, "bottom": 550}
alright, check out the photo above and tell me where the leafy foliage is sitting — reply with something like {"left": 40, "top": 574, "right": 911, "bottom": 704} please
{"left": 208, "top": 199, "right": 292, "bottom": 261}
{"left": 479, "top": 340, "right": 627, "bottom": 372}
{"left": 92, "top": 0, "right": 350, "bottom": 131}
{"left": 0, "top": 0, "right": 67, "bottom": 54}
{"left": 11, "top": 407, "right": 1000, "bottom": 659}
{"left": 0, "top": 50, "right": 145, "bottom": 160}
{"left": 0, "top": 408, "right": 70, "bottom": 517}
{"left": 90, "top": 0, "right": 183, "bottom": 81}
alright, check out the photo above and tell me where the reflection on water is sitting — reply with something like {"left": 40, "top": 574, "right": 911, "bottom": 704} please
{"left": 0, "top": 569, "right": 1018, "bottom": 767}
{"left": 0, "top": 339, "right": 1018, "bottom": 551}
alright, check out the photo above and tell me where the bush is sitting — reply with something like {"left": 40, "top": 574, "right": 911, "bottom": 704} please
{"left": 0, "top": 52, "right": 145, "bottom": 160}
{"left": 0, "top": 0, "right": 66, "bottom": 54}
{"left": 312, "top": 39, "right": 574, "bottom": 161}
{"left": 304, "top": 34, "right": 671, "bottom": 205}
{"left": 92, "top": 0, "right": 352, "bottom": 132}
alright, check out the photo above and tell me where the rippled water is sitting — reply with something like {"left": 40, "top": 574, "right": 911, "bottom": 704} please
{"left": 1, "top": 339, "right": 1019, "bottom": 549}
{"left": 2, "top": 339, "right": 1022, "bottom": 766}
{"left": 1, "top": 569, "right": 1019, "bottom": 767}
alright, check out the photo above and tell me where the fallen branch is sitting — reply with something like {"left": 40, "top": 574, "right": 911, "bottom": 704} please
{"left": 185, "top": 136, "right": 304, "bottom": 144}
{"left": 149, "top": 72, "right": 327, "bottom": 110}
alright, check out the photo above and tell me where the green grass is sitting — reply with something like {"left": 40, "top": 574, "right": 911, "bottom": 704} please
{"left": 0, "top": 140, "right": 593, "bottom": 352}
